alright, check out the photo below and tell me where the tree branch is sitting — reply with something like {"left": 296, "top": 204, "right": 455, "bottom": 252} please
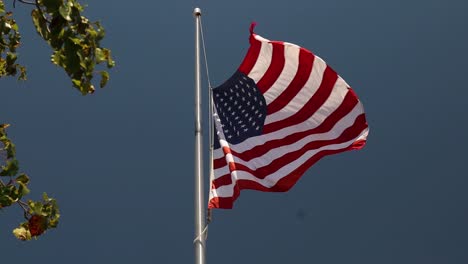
{"left": 17, "top": 200, "right": 30, "bottom": 217}
{"left": 13, "top": 0, "right": 37, "bottom": 8}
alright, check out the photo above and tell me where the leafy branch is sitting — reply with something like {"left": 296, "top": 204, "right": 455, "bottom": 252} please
{"left": 0, "top": 0, "right": 26, "bottom": 79}
{"left": 1, "top": 124, "right": 60, "bottom": 241}
{"left": 1, "top": 0, "right": 115, "bottom": 94}
{"left": 1, "top": 0, "right": 115, "bottom": 240}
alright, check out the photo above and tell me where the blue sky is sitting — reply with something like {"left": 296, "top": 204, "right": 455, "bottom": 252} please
{"left": 1, "top": 0, "right": 468, "bottom": 263}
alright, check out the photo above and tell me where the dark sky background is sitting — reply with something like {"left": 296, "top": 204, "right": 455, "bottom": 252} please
{"left": 1, "top": 0, "right": 468, "bottom": 263}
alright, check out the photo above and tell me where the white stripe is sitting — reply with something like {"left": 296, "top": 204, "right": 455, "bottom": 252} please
{"left": 213, "top": 76, "right": 352, "bottom": 159}
{"left": 265, "top": 55, "right": 328, "bottom": 124}
{"left": 260, "top": 43, "right": 300, "bottom": 104}
{"left": 213, "top": 102, "right": 364, "bottom": 175}
{"left": 210, "top": 109, "right": 231, "bottom": 201}
{"left": 253, "top": 34, "right": 270, "bottom": 43}
{"left": 248, "top": 41, "right": 273, "bottom": 83}
{"left": 211, "top": 128, "right": 369, "bottom": 198}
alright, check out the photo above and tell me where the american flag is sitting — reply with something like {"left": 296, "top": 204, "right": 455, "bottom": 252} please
{"left": 209, "top": 24, "right": 369, "bottom": 209}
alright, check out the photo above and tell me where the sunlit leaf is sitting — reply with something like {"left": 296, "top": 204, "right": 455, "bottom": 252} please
{"left": 100, "top": 70, "right": 109, "bottom": 88}
{"left": 59, "top": 4, "right": 72, "bottom": 21}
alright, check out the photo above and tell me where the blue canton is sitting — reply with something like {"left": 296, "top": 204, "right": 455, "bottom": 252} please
{"left": 213, "top": 71, "right": 267, "bottom": 148}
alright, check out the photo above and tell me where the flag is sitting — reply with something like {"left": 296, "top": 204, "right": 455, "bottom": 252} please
{"left": 208, "top": 24, "right": 369, "bottom": 209}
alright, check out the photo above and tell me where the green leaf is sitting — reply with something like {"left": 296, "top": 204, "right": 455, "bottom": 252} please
{"left": 102, "top": 49, "right": 115, "bottom": 68}
{"left": 0, "top": 0, "right": 5, "bottom": 14}
{"left": 100, "top": 71, "right": 109, "bottom": 88}
{"left": 16, "top": 174, "right": 30, "bottom": 184}
{"left": 18, "top": 182, "right": 30, "bottom": 196}
{"left": 28, "top": 200, "right": 44, "bottom": 215}
{"left": 0, "top": 192, "right": 14, "bottom": 207}
{"left": 1, "top": 159, "right": 19, "bottom": 176}
{"left": 59, "top": 4, "right": 72, "bottom": 21}
{"left": 42, "top": 192, "right": 51, "bottom": 202}
{"left": 31, "top": 9, "right": 50, "bottom": 39}
{"left": 6, "top": 52, "right": 17, "bottom": 64}
{"left": 71, "top": 78, "right": 81, "bottom": 87}
{"left": 41, "top": 0, "right": 62, "bottom": 13}
{"left": 95, "top": 48, "right": 105, "bottom": 63}
{"left": 18, "top": 65, "right": 26, "bottom": 80}
{"left": 68, "top": 37, "right": 82, "bottom": 45}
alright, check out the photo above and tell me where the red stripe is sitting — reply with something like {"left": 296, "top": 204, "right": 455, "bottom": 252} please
{"left": 212, "top": 172, "right": 231, "bottom": 187}
{"left": 208, "top": 185, "right": 241, "bottom": 209}
{"left": 267, "top": 48, "right": 315, "bottom": 115}
{"left": 213, "top": 157, "right": 225, "bottom": 169}
{"left": 238, "top": 34, "right": 262, "bottom": 75}
{"left": 236, "top": 115, "right": 367, "bottom": 179}
{"left": 214, "top": 114, "right": 367, "bottom": 182}
{"left": 208, "top": 138, "right": 367, "bottom": 209}
{"left": 213, "top": 146, "right": 232, "bottom": 168}
{"left": 213, "top": 89, "right": 359, "bottom": 169}
{"left": 269, "top": 139, "right": 367, "bottom": 192}
{"left": 263, "top": 66, "right": 338, "bottom": 134}
{"left": 256, "top": 41, "right": 286, "bottom": 93}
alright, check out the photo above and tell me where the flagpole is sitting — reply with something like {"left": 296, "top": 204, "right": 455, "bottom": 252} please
{"left": 193, "top": 7, "right": 206, "bottom": 264}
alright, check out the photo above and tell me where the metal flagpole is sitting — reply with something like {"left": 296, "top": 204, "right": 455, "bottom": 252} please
{"left": 193, "top": 7, "right": 206, "bottom": 264}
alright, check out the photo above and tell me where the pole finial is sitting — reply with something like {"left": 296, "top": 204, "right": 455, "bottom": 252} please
{"left": 194, "top": 7, "right": 201, "bottom": 17}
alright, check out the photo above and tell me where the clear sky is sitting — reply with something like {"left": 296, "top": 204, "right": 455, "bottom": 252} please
{"left": 1, "top": 0, "right": 468, "bottom": 263}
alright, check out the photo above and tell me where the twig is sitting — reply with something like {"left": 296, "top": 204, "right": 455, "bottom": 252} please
{"left": 17, "top": 200, "right": 30, "bottom": 217}
{"left": 14, "top": 0, "right": 37, "bottom": 6}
